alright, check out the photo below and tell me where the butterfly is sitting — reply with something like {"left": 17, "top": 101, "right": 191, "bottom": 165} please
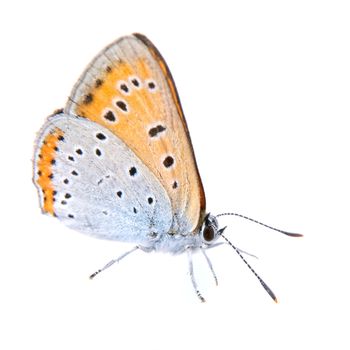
{"left": 33, "top": 33, "right": 302, "bottom": 302}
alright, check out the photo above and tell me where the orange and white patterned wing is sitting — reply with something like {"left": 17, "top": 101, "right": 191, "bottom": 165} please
{"left": 65, "top": 33, "right": 205, "bottom": 235}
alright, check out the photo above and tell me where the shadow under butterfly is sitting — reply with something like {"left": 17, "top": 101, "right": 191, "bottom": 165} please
{"left": 33, "top": 33, "right": 302, "bottom": 302}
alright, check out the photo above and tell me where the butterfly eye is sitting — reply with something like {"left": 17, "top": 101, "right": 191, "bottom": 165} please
{"left": 202, "top": 225, "right": 215, "bottom": 242}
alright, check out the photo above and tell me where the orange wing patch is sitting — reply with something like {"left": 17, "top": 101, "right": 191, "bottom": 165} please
{"left": 35, "top": 128, "right": 64, "bottom": 215}
{"left": 66, "top": 35, "right": 205, "bottom": 234}
{"left": 72, "top": 58, "right": 178, "bottom": 189}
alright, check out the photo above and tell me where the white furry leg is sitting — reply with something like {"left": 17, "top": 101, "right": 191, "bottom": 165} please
{"left": 187, "top": 248, "right": 206, "bottom": 303}
{"left": 89, "top": 246, "right": 140, "bottom": 279}
{"left": 200, "top": 248, "right": 218, "bottom": 286}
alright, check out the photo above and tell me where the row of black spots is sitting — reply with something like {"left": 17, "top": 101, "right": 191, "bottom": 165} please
{"left": 82, "top": 77, "right": 107, "bottom": 104}
{"left": 67, "top": 148, "right": 83, "bottom": 162}
{"left": 132, "top": 197, "right": 155, "bottom": 216}
{"left": 117, "top": 78, "right": 157, "bottom": 94}
{"left": 50, "top": 189, "right": 57, "bottom": 202}
{"left": 68, "top": 148, "right": 84, "bottom": 162}
{"left": 36, "top": 170, "right": 54, "bottom": 180}
{"left": 127, "top": 157, "right": 174, "bottom": 177}
{"left": 42, "top": 188, "right": 56, "bottom": 202}
{"left": 82, "top": 77, "right": 156, "bottom": 107}
{"left": 37, "top": 137, "right": 61, "bottom": 173}
{"left": 129, "top": 76, "right": 157, "bottom": 91}
{"left": 62, "top": 171, "right": 78, "bottom": 184}
{"left": 63, "top": 170, "right": 79, "bottom": 185}
{"left": 115, "top": 190, "right": 154, "bottom": 206}
{"left": 60, "top": 192, "right": 72, "bottom": 206}
{"left": 67, "top": 146, "right": 102, "bottom": 162}
{"left": 148, "top": 124, "right": 166, "bottom": 138}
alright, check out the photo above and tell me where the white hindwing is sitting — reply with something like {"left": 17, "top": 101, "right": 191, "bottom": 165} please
{"left": 34, "top": 113, "right": 172, "bottom": 247}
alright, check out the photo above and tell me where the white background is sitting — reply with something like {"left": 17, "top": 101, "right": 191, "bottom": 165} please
{"left": 1, "top": 1, "right": 349, "bottom": 349}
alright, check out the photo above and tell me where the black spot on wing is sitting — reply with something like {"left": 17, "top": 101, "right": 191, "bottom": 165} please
{"left": 163, "top": 156, "right": 174, "bottom": 168}
{"left": 103, "top": 110, "right": 116, "bottom": 122}
{"left": 83, "top": 93, "right": 93, "bottom": 104}
{"left": 149, "top": 125, "right": 166, "bottom": 138}
{"left": 129, "top": 167, "right": 137, "bottom": 176}
{"left": 96, "top": 132, "right": 106, "bottom": 140}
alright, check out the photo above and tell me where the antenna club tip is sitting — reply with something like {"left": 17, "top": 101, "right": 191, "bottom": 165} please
{"left": 274, "top": 298, "right": 279, "bottom": 304}
{"left": 89, "top": 269, "right": 101, "bottom": 279}
{"left": 289, "top": 233, "right": 303, "bottom": 237}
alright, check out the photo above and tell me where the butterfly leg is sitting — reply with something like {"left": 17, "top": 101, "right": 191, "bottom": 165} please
{"left": 200, "top": 248, "right": 218, "bottom": 286}
{"left": 206, "top": 242, "right": 258, "bottom": 259}
{"left": 205, "top": 242, "right": 226, "bottom": 249}
{"left": 187, "top": 248, "right": 206, "bottom": 303}
{"left": 89, "top": 246, "right": 140, "bottom": 279}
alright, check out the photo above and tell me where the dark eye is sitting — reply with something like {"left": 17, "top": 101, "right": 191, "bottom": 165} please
{"left": 203, "top": 225, "right": 215, "bottom": 242}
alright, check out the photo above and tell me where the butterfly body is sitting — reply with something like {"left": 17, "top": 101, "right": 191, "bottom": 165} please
{"left": 33, "top": 33, "right": 300, "bottom": 301}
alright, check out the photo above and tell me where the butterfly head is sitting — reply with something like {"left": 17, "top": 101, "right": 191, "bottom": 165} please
{"left": 200, "top": 213, "right": 226, "bottom": 246}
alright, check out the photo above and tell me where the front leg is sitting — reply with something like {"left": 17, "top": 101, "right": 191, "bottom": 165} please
{"left": 186, "top": 247, "right": 206, "bottom": 303}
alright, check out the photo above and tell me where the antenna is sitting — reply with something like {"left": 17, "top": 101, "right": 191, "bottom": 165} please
{"left": 217, "top": 212, "right": 303, "bottom": 237}
{"left": 220, "top": 232, "right": 278, "bottom": 303}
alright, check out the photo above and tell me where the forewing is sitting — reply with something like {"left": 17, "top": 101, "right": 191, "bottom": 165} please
{"left": 33, "top": 113, "right": 172, "bottom": 246}
{"left": 65, "top": 34, "right": 205, "bottom": 234}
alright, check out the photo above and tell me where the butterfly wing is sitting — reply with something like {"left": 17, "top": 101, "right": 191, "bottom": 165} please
{"left": 33, "top": 113, "right": 172, "bottom": 246}
{"left": 65, "top": 33, "right": 206, "bottom": 235}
